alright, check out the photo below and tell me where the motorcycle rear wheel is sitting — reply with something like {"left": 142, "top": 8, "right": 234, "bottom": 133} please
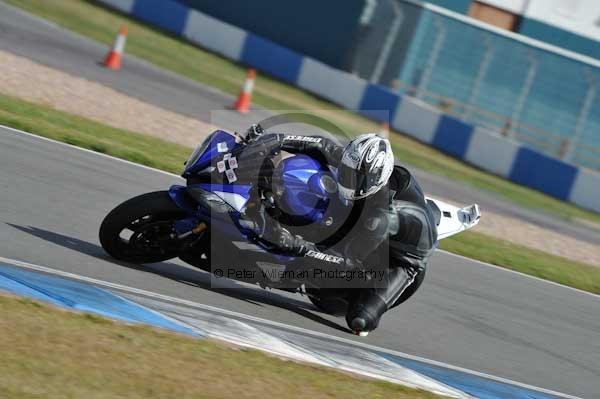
{"left": 99, "top": 191, "right": 187, "bottom": 263}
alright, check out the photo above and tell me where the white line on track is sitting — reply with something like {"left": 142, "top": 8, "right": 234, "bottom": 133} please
{"left": 0, "top": 255, "right": 583, "bottom": 399}
{"left": 438, "top": 250, "right": 600, "bottom": 299}
{"left": 2, "top": 123, "right": 598, "bottom": 299}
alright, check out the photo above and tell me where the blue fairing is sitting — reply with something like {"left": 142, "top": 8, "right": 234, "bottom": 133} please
{"left": 198, "top": 183, "right": 252, "bottom": 196}
{"left": 198, "top": 183, "right": 252, "bottom": 213}
{"left": 168, "top": 185, "right": 197, "bottom": 214}
{"left": 182, "top": 130, "right": 237, "bottom": 177}
{"left": 176, "top": 130, "right": 333, "bottom": 239}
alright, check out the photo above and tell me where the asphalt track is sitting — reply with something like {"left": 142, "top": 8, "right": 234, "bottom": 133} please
{"left": 1, "top": 127, "right": 599, "bottom": 398}
{"left": 0, "top": 1, "right": 598, "bottom": 245}
{"left": 0, "top": 2, "right": 599, "bottom": 397}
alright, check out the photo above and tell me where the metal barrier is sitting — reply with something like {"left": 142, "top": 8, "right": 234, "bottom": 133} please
{"left": 96, "top": 0, "right": 600, "bottom": 213}
{"left": 353, "top": 0, "right": 600, "bottom": 172}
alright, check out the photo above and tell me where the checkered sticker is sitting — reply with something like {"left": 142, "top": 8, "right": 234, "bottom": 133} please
{"left": 215, "top": 152, "right": 239, "bottom": 183}
{"left": 225, "top": 169, "right": 237, "bottom": 183}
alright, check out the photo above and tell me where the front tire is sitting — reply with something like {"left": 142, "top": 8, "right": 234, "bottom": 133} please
{"left": 99, "top": 191, "right": 186, "bottom": 263}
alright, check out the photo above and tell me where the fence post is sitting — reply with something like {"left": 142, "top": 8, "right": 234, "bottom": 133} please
{"left": 346, "top": 0, "right": 377, "bottom": 73}
{"left": 370, "top": 0, "right": 404, "bottom": 84}
{"left": 464, "top": 34, "right": 493, "bottom": 121}
{"left": 416, "top": 17, "right": 446, "bottom": 100}
{"left": 564, "top": 69, "right": 596, "bottom": 162}
{"left": 508, "top": 50, "right": 538, "bottom": 138}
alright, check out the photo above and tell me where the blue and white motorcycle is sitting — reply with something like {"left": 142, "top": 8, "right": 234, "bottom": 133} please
{"left": 99, "top": 130, "right": 480, "bottom": 320}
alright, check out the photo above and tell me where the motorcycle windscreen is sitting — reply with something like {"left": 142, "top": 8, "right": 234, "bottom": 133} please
{"left": 182, "top": 130, "right": 237, "bottom": 176}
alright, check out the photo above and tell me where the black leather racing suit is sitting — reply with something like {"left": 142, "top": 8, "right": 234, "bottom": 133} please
{"left": 346, "top": 165, "right": 438, "bottom": 332}
{"left": 234, "top": 133, "right": 438, "bottom": 332}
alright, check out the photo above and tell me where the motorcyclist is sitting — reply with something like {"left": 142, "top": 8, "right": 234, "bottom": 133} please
{"left": 234, "top": 124, "right": 438, "bottom": 335}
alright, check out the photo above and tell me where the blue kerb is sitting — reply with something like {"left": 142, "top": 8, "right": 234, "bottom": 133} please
{"left": 0, "top": 263, "right": 198, "bottom": 336}
{"left": 241, "top": 33, "right": 303, "bottom": 83}
{"left": 432, "top": 115, "right": 474, "bottom": 159}
{"left": 509, "top": 147, "right": 578, "bottom": 201}
{"left": 0, "top": 272, "right": 67, "bottom": 307}
{"left": 382, "top": 354, "right": 565, "bottom": 399}
{"left": 132, "top": 0, "right": 190, "bottom": 35}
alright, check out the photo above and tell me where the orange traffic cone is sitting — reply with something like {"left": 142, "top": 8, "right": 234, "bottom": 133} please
{"left": 104, "top": 25, "right": 128, "bottom": 70}
{"left": 233, "top": 69, "right": 256, "bottom": 113}
{"left": 380, "top": 121, "right": 390, "bottom": 139}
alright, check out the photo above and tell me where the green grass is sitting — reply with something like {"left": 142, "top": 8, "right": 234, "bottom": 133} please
{"left": 0, "top": 93, "right": 188, "bottom": 174}
{"left": 5, "top": 0, "right": 600, "bottom": 226}
{"left": 1, "top": 92, "right": 598, "bottom": 293}
{"left": 440, "top": 231, "right": 600, "bottom": 294}
{"left": 0, "top": 294, "right": 447, "bottom": 399}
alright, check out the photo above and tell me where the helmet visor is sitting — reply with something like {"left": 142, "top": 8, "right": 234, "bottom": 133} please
{"left": 338, "top": 163, "right": 376, "bottom": 199}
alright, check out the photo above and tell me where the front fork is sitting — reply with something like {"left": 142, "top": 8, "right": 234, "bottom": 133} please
{"left": 168, "top": 184, "right": 208, "bottom": 238}
{"left": 168, "top": 184, "right": 261, "bottom": 249}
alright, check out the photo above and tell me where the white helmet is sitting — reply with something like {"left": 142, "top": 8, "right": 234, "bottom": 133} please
{"left": 338, "top": 134, "right": 394, "bottom": 200}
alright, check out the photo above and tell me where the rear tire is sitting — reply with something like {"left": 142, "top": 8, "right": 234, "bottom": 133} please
{"left": 99, "top": 191, "right": 186, "bottom": 263}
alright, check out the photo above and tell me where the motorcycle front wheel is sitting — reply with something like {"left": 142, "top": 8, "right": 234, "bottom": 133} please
{"left": 99, "top": 191, "right": 187, "bottom": 263}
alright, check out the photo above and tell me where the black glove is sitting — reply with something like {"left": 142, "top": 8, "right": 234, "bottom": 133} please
{"left": 277, "top": 228, "right": 315, "bottom": 256}
{"left": 242, "top": 124, "right": 265, "bottom": 144}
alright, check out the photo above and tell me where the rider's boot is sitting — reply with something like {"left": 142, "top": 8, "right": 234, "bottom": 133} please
{"left": 346, "top": 266, "right": 417, "bottom": 336}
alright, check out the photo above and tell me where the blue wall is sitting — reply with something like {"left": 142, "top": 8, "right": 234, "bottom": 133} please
{"left": 396, "top": 7, "right": 600, "bottom": 169}
{"left": 241, "top": 35, "right": 303, "bottom": 83}
{"left": 175, "top": 0, "right": 365, "bottom": 70}
{"left": 132, "top": 0, "right": 189, "bottom": 34}
{"left": 509, "top": 148, "right": 578, "bottom": 200}
{"left": 425, "top": 0, "right": 472, "bottom": 14}
{"left": 518, "top": 18, "right": 600, "bottom": 61}
{"left": 424, "top": 1, "right": 600, "bottom": 63}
